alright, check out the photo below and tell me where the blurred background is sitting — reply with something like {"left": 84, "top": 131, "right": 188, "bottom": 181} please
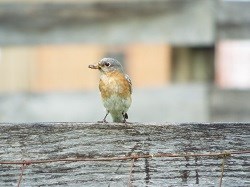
{"left": 0, "top": 0, "right": 250, "bottom": 123}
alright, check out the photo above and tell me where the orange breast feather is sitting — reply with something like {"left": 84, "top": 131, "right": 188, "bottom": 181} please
{"left": 99, "top": 71, "right": 131, "bottom": 100}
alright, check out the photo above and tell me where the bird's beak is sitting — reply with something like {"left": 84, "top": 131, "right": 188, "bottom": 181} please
{"left": 88, "top": 63, "right": 100, "bottom": 70}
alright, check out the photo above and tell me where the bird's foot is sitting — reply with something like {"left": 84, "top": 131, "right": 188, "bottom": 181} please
{"left": 122, "top": 112, "right": 130, "bottom": 124}
{"left": 122, "top": 120, "right": 132, "bottom": 125}
{"left": 98, "top": 111, "right": 109, "bottom": 123}
{"left": 98, "top": 119, "right": 108, "bottom": 123}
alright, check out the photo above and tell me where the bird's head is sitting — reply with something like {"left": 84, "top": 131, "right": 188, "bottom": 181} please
{"left": 89, "top": 58, "right": 124, "bottom": 73}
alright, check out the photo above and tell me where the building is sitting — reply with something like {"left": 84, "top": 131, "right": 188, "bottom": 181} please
{"left": 0, "top": 0, "right": 250, "bottom": 122}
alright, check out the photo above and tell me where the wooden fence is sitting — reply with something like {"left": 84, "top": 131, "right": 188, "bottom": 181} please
{"left": 0, "top": 122, "right": 249, "bottom": 186}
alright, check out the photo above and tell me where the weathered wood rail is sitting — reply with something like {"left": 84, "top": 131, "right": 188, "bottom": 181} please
{"left": 0, "top": 122, "right": 249, "bottom": 186}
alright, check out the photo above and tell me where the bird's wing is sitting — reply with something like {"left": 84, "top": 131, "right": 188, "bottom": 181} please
{"left": 125, "top": 74, "right": 132, "bottom": 94}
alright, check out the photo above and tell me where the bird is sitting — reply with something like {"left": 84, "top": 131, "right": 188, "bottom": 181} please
{"left": 88, "top": 58, "right": 132, "bottom": 123}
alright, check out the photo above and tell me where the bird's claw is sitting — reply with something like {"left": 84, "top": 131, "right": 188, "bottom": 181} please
{"left": 98, "top": 119, "right": 108, "bottom": 123}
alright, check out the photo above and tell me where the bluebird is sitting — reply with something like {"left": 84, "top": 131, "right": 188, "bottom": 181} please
{"left": 89, "top": 58, "right": 132, "bottom": 123}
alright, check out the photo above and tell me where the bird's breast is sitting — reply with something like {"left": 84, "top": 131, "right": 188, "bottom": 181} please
{"left": 99, "top": 71, "right": 131, "bottom": 100}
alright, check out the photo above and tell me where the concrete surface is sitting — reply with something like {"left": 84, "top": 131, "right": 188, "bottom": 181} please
{"left": 209, "top": 88, "right": 250, "bottom": 122}
{"left": 0, "top": 84, "right": 209, "bottom": 123}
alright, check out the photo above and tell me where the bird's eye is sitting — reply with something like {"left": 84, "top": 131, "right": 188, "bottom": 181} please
{"left": 104, "top": 62, "right": 110, "bottom": 67}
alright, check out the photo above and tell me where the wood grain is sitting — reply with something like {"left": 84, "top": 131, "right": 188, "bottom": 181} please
{"left": 0, "top": 122, "right": 249, "bottom": 186}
